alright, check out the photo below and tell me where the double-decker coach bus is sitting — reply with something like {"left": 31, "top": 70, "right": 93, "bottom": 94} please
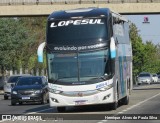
{"left": 37, "top": 7, "right": 132, "bottom": 112}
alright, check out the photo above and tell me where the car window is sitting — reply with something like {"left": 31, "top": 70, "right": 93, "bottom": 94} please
{"left": 8, "top": 76, "right": 21, "bottom": 83}
{"left": 139, "top": 74, "right": 150, "bottom": 77}
{"left": 42, "top": 77, "right": 47, "bottom": 85}
{"left": 17, "top": 77, "right": 42, "bottom": 86}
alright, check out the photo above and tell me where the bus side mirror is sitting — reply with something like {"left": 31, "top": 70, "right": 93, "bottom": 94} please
{"left": 37, "top": 42, "right": 46, "bottom": 63}
{"left": 110, "top": 37, "right": 116, "bottom": 59}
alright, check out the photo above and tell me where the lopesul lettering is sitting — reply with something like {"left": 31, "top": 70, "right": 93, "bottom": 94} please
{"left": 50, "top": 19, "right": 104, "bottom": 28}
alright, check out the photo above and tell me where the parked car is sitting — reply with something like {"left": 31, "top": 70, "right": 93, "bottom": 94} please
{"left": 3, "top": 74, "right": 31, "bottom": 100}
{"left": 137, "top": 72, "right": 153, "bottom": 85}
{"left": 157, "top": 75, "right": 160, "bottom": 82}
{"left": 152, "top": 74, "right": 158, "bottom": 82}
{"left": 11, "top": 76, "right": 49, "bottom": 105}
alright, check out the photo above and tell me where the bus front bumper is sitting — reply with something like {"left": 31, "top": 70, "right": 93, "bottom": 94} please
{"left": 49, "top": 88, "right": 114, "bottom": 107}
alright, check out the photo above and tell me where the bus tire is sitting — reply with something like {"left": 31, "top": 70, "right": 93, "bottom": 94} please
{"left": 57, "top": 107, "right": 66, "bottom": 112}
{"left": 122, "top": 83, "right": 130, "bottom": 105}
{"left": 122, "top": 95, "right": 129, "bottom": 105}
{"left": 19, "top": 102, "right": 23, "bottom": 105}
{"left": 111, "top": 101, "right": 118, "bottom": 110}
{"left": 111, "top": 86, "right": 118, "bottom": 110}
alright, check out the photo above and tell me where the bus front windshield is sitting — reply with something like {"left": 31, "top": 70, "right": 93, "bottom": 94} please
{"left": 47, "top": 49, "right": 111, "bottom": 85}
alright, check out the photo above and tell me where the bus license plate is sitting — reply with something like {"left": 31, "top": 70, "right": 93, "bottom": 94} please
{"left": 75, "top": 100, "right": 87, "bottom": 105}
{"left": 22, "top": 97, "right": 30, "bottom": 100}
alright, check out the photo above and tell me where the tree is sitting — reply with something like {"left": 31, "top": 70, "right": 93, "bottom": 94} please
{"left": 129, "top": 23, "right": 160, "bottom": 82}
{"left": 129, "top": 23, "right": 145, "bottom": 82}
{"left": 142, "top": 41, "right": 158, "bottom": 73}
{"left": 0, "top": 17, "right": 46, "bottom": 75}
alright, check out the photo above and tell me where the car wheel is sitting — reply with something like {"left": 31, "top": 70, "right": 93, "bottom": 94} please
{"left": 47, "top": 99, "right": 49, "bottom": 103}
{"left": 11, "top": 100, "right": 16, "bottom": 106}
{"left": 19, "top": 102, "right": 23, "bottom": 105}
{"left": 4, "top": 95, "right": 8, "bottom": 100}
{"left": 41, "top": 94, "right": 46, "bottom": 104}
{"left": 57, "top": 107, "right": 66, "bottom": 112}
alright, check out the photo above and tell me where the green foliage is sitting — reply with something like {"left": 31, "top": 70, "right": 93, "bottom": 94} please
{"left": 129, "top": 23, "right": 144, "bottom": 77}
{"left": 0, "top": 17, "right": 46, "bottom": 75}
{"left": 129, "top": 23, "right": 160, "bottom": 80}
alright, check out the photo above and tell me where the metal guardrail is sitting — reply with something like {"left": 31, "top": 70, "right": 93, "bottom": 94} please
{"left": 0, "top": 0, "right": 160, "bottom": 6}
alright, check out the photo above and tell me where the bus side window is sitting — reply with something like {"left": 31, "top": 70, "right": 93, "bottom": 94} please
{"left": 109, "top": 16, "right": 113, "bottom": 37}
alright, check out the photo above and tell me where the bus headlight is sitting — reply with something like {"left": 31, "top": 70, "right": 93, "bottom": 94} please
{"left": 97, "top": 84, "right": 113, "bottom": 91}
{"left": 49, "top": 88, "right": 63, "bottom": 94}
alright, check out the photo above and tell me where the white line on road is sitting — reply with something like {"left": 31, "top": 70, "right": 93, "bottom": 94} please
{"left": 118, "top": 112, "right": 123, "bottom": 114}
{"left": 97, "top": 92, "right": 160, "bottom": 123}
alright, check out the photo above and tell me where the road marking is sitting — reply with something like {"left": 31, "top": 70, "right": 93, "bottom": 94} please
{"left": 122, "top": 109, "right": 127, "bottom": 112}
{"left": 97, "top": 119, "right": 108, "bottom": 123}
{"left": 118, "top": 112, "right": 123, "bottom": 114}
{"left": 97, "top": 92, "right": 160, "bottom": 123}
{"left": 101, "top": 120, "right": 108, "bottom": 122}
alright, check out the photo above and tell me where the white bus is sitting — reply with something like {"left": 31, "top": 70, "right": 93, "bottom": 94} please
{"left": 37, "top": 7, "right": 132, "bottom": 112}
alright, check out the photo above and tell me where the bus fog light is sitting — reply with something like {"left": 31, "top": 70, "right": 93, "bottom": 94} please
{"left": 103, "top": 94, "right": 111, "bottom": 100}
{"left": 51, "top": 98, "right": 59, "bottom": 103}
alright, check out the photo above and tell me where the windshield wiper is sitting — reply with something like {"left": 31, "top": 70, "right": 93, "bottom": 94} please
{"left": 84, "top": 75, "right": 106, "bottom": 81}
{"left": 88, "top": 74, "right": 111, "bottom": 81}
{"left": 53, "top": 77, "right": 75, "bottom": 83}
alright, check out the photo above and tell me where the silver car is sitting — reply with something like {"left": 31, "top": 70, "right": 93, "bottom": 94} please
{"left": 152, "top": 74, "right": 158, "bottom": 83}
{"left": 137, "top": 72, "right": 153, "bottom": 85}
{"left": 157, "top": 75, "right": 160, "bottom": 82}
{"left": 3, "top": 74, "right": 31, "bottom": 100}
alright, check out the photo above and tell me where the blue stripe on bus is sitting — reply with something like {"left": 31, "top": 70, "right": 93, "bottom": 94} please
{"left": 111, "top": 50, "right": 116, "bottom": 58}
{"left": 119, "top": 44, "right": 127, "bottom": 96}
{"left": 38, "top": 55, "right": 43, "bottom": 62}
{"left": 122, "top": 45, "right": 127, "bottom": 96}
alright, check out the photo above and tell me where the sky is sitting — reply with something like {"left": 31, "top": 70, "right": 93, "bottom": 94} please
{"left": 125, "top": 15, "right": 160, "bottom": 45}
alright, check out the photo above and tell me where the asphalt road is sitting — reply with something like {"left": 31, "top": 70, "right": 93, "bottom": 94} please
{"left": 0, "top": 83, "right": 160, "bottom": 123}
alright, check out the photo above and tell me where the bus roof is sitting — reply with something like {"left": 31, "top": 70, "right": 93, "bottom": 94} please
{"left": 48, "top": 8, "right": 111, "bottom": 20}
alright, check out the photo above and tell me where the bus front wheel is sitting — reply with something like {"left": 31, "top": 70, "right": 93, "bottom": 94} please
{"left": 121, "top": 95, "right": 129, "bottom": 105}
{"left": 111, "top": 91, "right": 118, "bottom": 110}
{"left": 111, "top": 101, "right": 118, "bottom": 110}
{"left": 122, "top": 90, "right": 130, "bottom": 105}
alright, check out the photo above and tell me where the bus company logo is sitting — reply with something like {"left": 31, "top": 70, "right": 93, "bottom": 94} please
{"left": 50, "top": 19, "right": 104, "bottom": 28}
{"left": 77, "top": 92, "right": 83, "bottom": 97}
